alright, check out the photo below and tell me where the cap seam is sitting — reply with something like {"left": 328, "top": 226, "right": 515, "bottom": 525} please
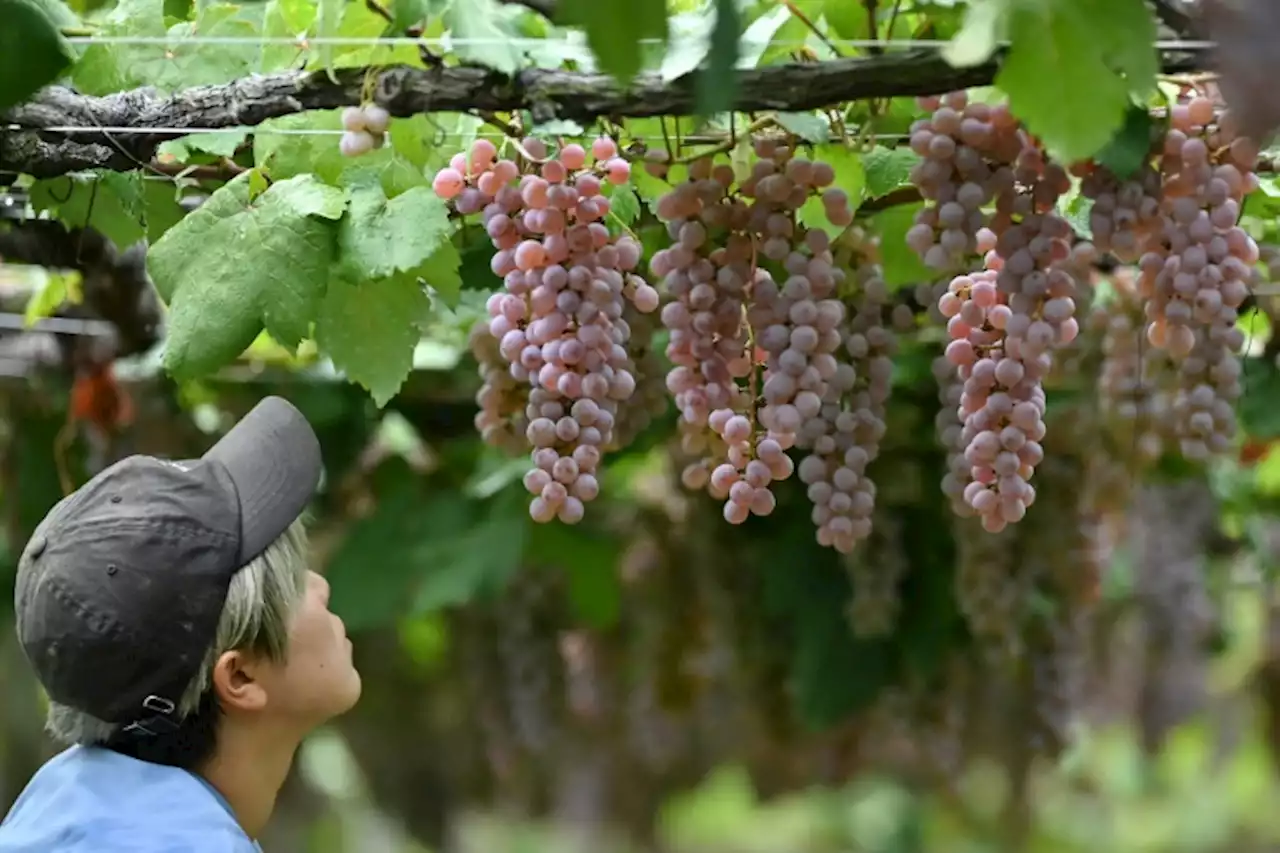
{"left": 43, "top": 516, "right": 237, "bottom": 543}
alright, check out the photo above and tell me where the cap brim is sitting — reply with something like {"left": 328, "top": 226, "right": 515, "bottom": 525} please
{"left": 203, "top": 396, "right": 322, "bottom": 564}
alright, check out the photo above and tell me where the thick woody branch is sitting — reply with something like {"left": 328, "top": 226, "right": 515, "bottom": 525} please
{"left": 1, "top": 49, "right": 1202, "bottom": 178}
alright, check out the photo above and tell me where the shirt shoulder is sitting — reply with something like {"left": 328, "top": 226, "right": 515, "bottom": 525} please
{"left": 0, "top": 747, "right": 258, "bottom": 853}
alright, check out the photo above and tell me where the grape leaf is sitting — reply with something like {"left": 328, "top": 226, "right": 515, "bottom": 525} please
{"left": 444, "top": 0, "right": 523, "bottom": 75}
{"left": 416, "top": 239, "right": 464, "bottom": 305}
{"left": 862, "top": 145, "right": 922, "bottom": 199}
{"left": 73, "top": 0, "right": 261, "bottom": 95}
{"left": 822, "top": 0, "right": 868, "bottom": 41}
{"left": 558, "top": 0, "right": 667, "bottom": 83}
{"left": 29, "top": 172, "right": 148, "bottom": 250}
{"left": 995, "top": 0, "right": 1131, "bottom": 163}
{"left": 1094, "top": 104, "right": 1155, "bottom": 180}
{"left": 775, "top": 112, "right": 830, "bottom": 143}
{"left": 157, "top": 129, "right": 249, "bottom": 160}
{"left": 315, "top": 271, "right": 429, "bottom": 406}
{"left": 0, "top": 0, "right": 76, "bottom": 111}
{"left": 527, "top": 521, "right": 621, "bottom": 629}
{"left": 738, "top": 4, "right": 792, "bottom": 68}
{"left": 798, "top": 143, "right": 864, "bottom": 238}
{"left": 150, "top": 172, "right": 347, "bottom": 379}
{"left": 327, "top": 463, "right": 470, "bottom": 630}
{"left": 605, "top": 184, "right": 642, "bottom": 232}
{"left": 338, "top": 182, "right": 453, "bottom": 280}
{"left": 1074, "top": 0, "right": 1157, "bottom": 95}
{"left": 867, "top": 203, "right": 934, "bottom": 289}
{"left": 942, "top": 0, "right": 1006, "bottom": 68}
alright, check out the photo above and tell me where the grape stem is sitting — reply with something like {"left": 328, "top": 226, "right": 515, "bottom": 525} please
{"left": 669, "top": 116, "right": 777, "bottom": 165}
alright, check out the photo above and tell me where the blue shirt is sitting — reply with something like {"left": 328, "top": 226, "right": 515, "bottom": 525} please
{"left": 0, "top": 746, "right": 261, "bottom": 852}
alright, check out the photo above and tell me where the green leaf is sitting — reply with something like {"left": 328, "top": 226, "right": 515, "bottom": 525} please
{"left": 1094, "top": 104, "right": 1156, "bottom": 180}
{"left": 338, "top": 182, "right": 452, "bottom": 280}
{"left": 1074, "top": 0, "right": 1158, "bottom": 96}
{"left": 0, "top": 0, "right": 76, "bottom": 111}
{"left": 942, "top": 0, "right": 1007, "bottom": 68}
{"left": 156, "top": 129, "right": 249, "bottom": 160}
{"left": 775, "top": 112, "right": 831, "bottom": 143}
{"left": 150, "top": 172, "right": 345, "bottom": 379}
{"left": 72, "top": 0, "right": 261, "bottom": 95}
{"left": 867, "top": 202, "right": 935, "bottom": 289}
{"left": 327, "top": 462, "right": 471, "bottom": 631}
{"left": 315, "top": 272, "right": 429, "bottom": 406}
{"left": 822, "top": 0, "right": 868, "bottom": 41}
{"left": 797, "top": 143, "right": 864, "bottom": 238}
{"left": 444, "top": 0, "right": 523, "bottom": 75}
{"left": 29, "top": 172, "right": 149, "bottom": 250}
{"left": 526, "top": 521, "right": 621, "bottom": 629}
{"left": 696, "top": 0, "right": 741, "bottom": 116}
{"left": 559, "top": 0, "right": 667, "bottom": 83}
{"left": 24, "top": 270, "right": 83, "bottom": 326}
{"left": 410, "top": 487, "right": 529, "bottom": 615}
{"left": 995, "top": 0, "right": 1132, "bottom": 163}
{"left": 862, "top": 145, "right": 922, "bottom": 199}
{"left": 415, "top": 239, "right": 464, "bottom": 305}
{"left": 1241, "top": 357, "right": 1280, "bottom": 440}
{"left": 605, "top": 184, "right": 642, "bottom": 232}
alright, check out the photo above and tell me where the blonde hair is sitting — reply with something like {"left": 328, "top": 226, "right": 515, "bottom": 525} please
{"left": 45, "top": 519, "right": 310, "bottom": 745}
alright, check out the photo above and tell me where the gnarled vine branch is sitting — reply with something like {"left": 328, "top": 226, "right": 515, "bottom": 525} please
{"left": 1, "top": 48, "right": 1202, "bottom": 178}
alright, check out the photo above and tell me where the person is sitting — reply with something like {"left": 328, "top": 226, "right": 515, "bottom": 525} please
{"left": 0, "top": 396, "right": 362, "bottom": 851}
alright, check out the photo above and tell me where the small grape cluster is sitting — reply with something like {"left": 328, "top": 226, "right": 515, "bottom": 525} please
{"left": 1078, "top": 159, "right": 1164, "bottom": 263}
{"left": 655, "top": 137, "right": 852, "bottom": 525}
{"left": 905, "top": 91, "right": 1023, "bottom": 273}
{"left": 470, "top": 319, "right": 530, "bottom": 455}
{"left": 1092, "top": 269, "right": 1173, "bottom": 464}
{"left": 434, "top": 136, "right": 659, "bottom": 523}
{"left": 339, "top": 104, "right": 392, "bottom": 158}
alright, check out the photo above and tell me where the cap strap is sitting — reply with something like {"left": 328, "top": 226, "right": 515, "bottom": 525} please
{"left": 120, "top": 694, "right": 181, "bottom": 737}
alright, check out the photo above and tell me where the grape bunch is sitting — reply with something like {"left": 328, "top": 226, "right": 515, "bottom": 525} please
{"left": 433, "top": 136, "right": 659, "bottom": 523}
{"left": 339, "top": 104, "right": 392, "bottom": 158}
{"left": 470, "top": 318, "right": 530, "bottom": 455}
{"left": 1077, "top": 159, "right": 1164, "bottom": 263}
{"left": 1092, "top": 269, "right": 1174, "bottom": 464}
{"left": 904, "top": 91, "right": 1023, "bottom": 273}
{"left": 1137, "top": 94, "right": 1257, "bottom": 457}
{"left": 654, "top": 137, "right": 853, "bottom": 525}
{"left": 792, "top": 229, "right": 897, "bottom": 552}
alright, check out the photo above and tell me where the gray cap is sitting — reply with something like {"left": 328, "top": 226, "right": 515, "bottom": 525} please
{"left": 14, "top": 396, "right": 322, "bottom": 734}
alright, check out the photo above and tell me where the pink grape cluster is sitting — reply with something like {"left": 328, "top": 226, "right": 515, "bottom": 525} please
{"left": 939, "top": 229, "right": 1077, "bottom": 532}
{"left": 434, "top": 136, "right": 659, "bottom": 524}
{"left": 652, "top": 138, "right": 852, "bottom": 524}
{"left": 1090, "top": 271, "right": 1174, "bottom": 464}
{"left": 792, "top": 231, "right": 898, "bottom": 552}
{"left": 339, "top": 104, "right": 392, "bottom": 157}
{"left": 905, "top": 92, "right": 1023, "bottom": 273}
{"left": 470, "top": 318, "right": 530, "bottom": 454}
{"left": 1137, "top": 95, "right": 1256, "bottom": 458}
{"left": 1078, "top": 161, "right": 1164, "bottom": 263}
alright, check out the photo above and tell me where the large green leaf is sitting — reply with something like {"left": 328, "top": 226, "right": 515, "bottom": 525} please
{"left": 995, "top": 0, "right": 1151, "bottom": 163}
{"left": 558, "top": 0, "right": 667, "bottom": 83}
{"left": 314, "top": 271, "right": 430, "bottom": 407}
{"left": 0, "top": 0, "right": 76, "bottom": 111}
{"left": 150, "top": 172, "right": 346, "bottom": 379}
{"left": 72, "top": 0, "right": 261, "bottom": 95}
{"left": 338, "top": 181, "right": 453, "bottom": 280}
{"left": 443, "top": 0, "right": 524, "bottom": 75}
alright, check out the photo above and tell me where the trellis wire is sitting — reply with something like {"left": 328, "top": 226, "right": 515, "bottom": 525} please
{"left": 60, "top": 35, "right": 1219, "bottom": 50}
{"left": 3, "top": 124, "right": 916, "bottom": 140}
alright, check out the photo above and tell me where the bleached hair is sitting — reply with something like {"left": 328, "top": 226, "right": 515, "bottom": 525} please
{"left": 45, "top": 519, "right": 310, "bottom": 745}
